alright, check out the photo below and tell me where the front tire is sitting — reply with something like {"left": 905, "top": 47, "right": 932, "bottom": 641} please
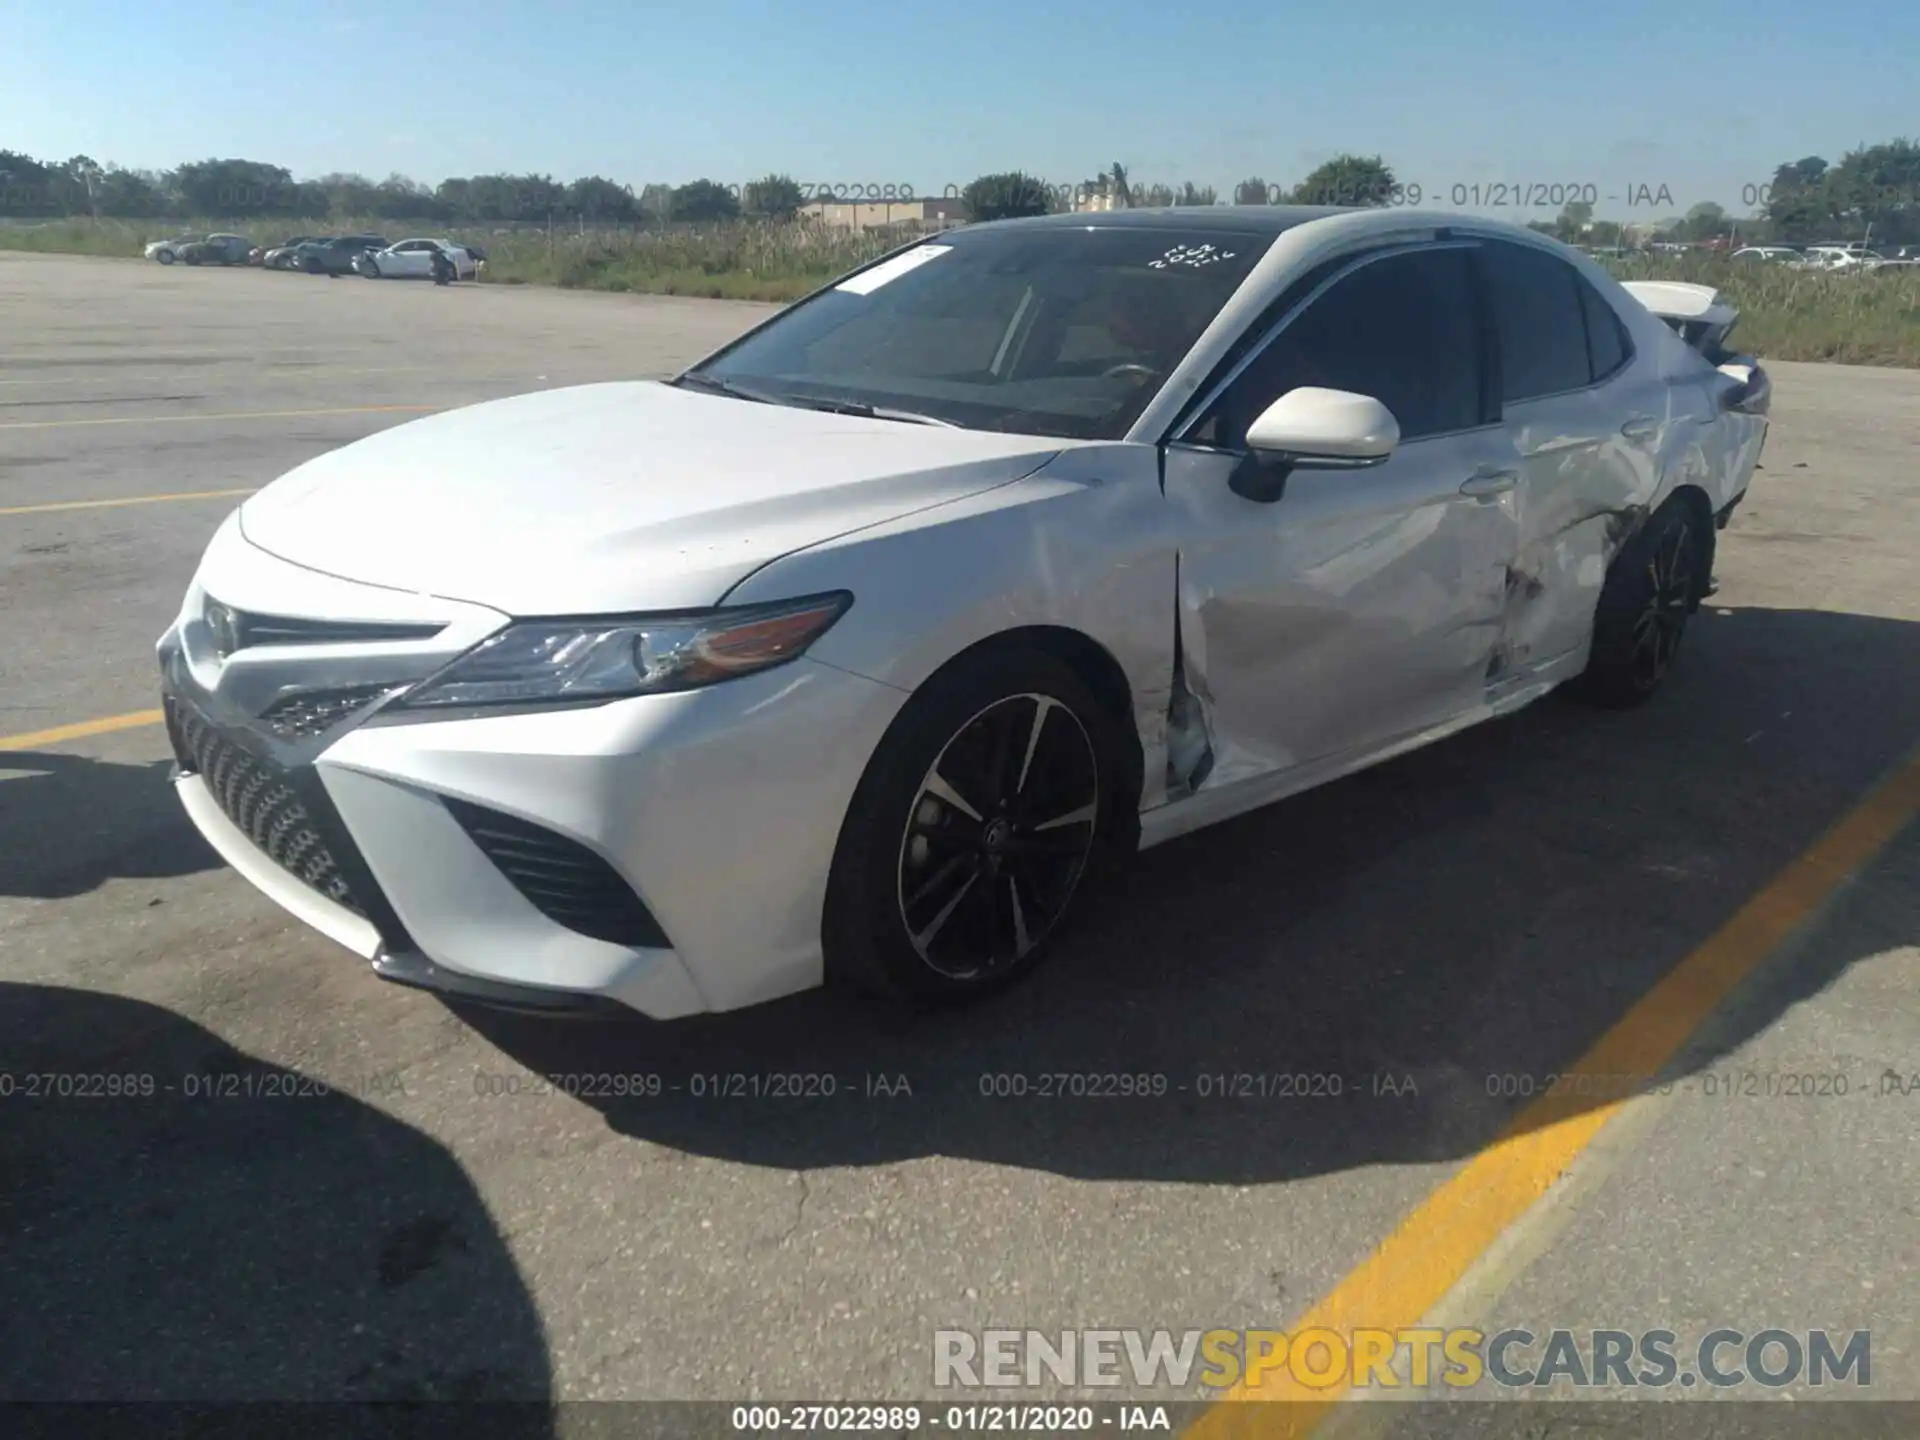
{"left": 155, "top": 249, "right": 174, "bottom": 265}
{"left": 1572, "top": 496, "right": 1703, "bottom": 707}
{"left": 361, "top": 259, "right": 380, "bottom": 279}
{"left": 823, "top": 646, "right": 1136, "bottom": 1006}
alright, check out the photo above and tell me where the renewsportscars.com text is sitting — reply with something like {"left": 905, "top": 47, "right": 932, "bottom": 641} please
{"left": 933, "top": 1327, "right": 1871, "bottom": 1391}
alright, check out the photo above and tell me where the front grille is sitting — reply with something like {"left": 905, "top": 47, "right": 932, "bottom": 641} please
{"left": 442, "top": 798, "right": 670, "bottom": 948}
{"left": 203, "top": 601, "right": 444, "bottom": 655}
{"left": 165, "top": 696, "right": 365, "bottom": 916}
{"left": 259, "top": 684, "right": 399, "bottom": 739}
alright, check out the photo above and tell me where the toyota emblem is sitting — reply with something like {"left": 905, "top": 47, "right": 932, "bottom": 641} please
{"left": 204, "top": 599, "right": 241, "bottom": 658}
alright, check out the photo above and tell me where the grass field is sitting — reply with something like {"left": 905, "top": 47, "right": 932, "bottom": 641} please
{"left": 6, "top": 215, "right": 1918, "bottom": 365}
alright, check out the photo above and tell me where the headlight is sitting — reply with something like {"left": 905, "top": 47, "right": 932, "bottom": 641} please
{"left": 394, "top": 592, "right": 852, "bottom": 710}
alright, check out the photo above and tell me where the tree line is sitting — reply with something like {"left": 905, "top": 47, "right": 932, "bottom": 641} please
{"left": 0, "top": 157, "right": 804, "bottom": 224}
{"left": 1, "top": 142, "right": 1913, "bottom": 243}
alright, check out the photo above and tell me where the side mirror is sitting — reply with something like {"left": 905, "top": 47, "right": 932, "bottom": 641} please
{"left": 1246, "top": 387, "right": 1400, "bottom": 465}
{"left": 1231, "top": 388, "right": 1401, "bottom": 503}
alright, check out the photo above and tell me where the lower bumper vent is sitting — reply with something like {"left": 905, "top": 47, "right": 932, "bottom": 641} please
{"left": 165, "top": 696, "right": 366, "bottom": 916}
{"left": 441, "top": 798, "right": 671, "bottom": 949}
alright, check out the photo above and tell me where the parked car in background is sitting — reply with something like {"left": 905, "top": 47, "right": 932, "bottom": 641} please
{"left": 157, "top": 206, "right": 1770, "bottom": 1019}
{"left": 294, "top": 235, "right": 389, "bottom": 276}
{"left": 258, "top": 236, "right": 322, "bottom": 270}
{"left": 144, "top": 233, "right": 204, "bottom": 265}
{"left": 1795, "top": 245, "right": 1869, "bottom": 271}
{"left": 352, "top": 238, "right": 483, "bottom": 281}
{"left": 175, "top": 234, "right": 257, "bottom": 267}
{"left": 1730, "top": 246, "right": 1798, "bottom": 263}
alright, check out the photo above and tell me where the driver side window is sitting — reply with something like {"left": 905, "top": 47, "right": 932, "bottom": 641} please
{"left": 1191, "top": 246, "right": 1486, "bottom": 449}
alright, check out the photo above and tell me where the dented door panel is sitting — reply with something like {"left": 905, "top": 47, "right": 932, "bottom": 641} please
{"left": 1161, "top": 429, "right": 1521, "bottom": 793}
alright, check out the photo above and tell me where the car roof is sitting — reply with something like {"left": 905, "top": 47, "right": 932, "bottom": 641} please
{"left": 952, "top": 204, "right": 1355, "bottom": 238}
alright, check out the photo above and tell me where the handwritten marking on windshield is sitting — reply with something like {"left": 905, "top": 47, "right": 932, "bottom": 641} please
{"left": 1150, "top": 243, "right": 1237, "bottom": 270}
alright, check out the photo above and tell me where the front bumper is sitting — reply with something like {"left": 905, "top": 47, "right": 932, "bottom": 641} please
{"left": 159, "top": 526, "right": 906, "bottom": 1019}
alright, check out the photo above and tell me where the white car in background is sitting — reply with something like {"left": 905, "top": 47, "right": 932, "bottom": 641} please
{"left": 352, "top": 238, "right": 483, "bottom": 280}
{"left": 158, "top": 207, "right": 1771, "bottom": 1020}
{"left": 142, "top": 233, "right": 203, "bottom": 265}
{"left": 1795, "top": 245, "right": 1870, "bottom": 271}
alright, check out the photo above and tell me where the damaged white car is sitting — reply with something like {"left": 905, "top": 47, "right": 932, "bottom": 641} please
{"left": 158, "top": 206, "right": 1769, "bottom": 1018}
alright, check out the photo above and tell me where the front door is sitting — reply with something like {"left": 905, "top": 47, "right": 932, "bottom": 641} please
{"left": 1162, "top": 242, "right": 1522, "bottom": 784}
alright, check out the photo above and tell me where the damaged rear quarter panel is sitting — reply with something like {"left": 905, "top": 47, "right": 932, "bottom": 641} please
{"left": 1494, "top": 284, "right": 1749, "bottom": 680}
{"left": 1496, "top": 390, "right": 1660, "bottom": 679}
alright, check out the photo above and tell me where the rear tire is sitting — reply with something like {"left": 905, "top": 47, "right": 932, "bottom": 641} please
{"left": 1570, "top": 496, "right": 1704, "bottom": 708}
{"left": 823, "top": 645, "right": 1137, "bottom": 1007}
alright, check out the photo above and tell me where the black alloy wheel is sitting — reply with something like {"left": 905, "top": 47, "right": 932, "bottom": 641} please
{"left": 1573, "top": 496, "right": 1704, "bottom": 707}
{"left": 896, "top": 693, "right": 1100, "bottom": 981}
{"left": 824, "top": 645, "right": 1137, "bottom": 1005}
{"left": 1629, "top": 510, "right": 1695, "bottom": 688}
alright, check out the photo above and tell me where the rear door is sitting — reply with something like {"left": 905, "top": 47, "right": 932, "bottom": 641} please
{"left": 1161, "top": 241, "right": 1523, "bottom": 781}
{"left": 1475, "top": 237, "right": 1654, "bottom": 687}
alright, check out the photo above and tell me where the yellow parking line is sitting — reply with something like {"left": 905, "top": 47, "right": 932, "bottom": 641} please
{"left": 0, "top": 403, "right": 438, "bottom": 432}
{"left": 0, "top": 709, "right": 164, "bottom": 752}
{"left": 0, "top": 487, "right": 257, "bottom": 517}
{"left": 1186, "top": 742, "right": 1920, "bottom": 1440}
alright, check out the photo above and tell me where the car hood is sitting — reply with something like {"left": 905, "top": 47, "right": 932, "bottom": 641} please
{"left": 238, "top": 380, "right": 1072, "bottom": 614}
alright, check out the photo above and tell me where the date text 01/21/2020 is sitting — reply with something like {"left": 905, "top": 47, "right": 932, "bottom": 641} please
{"left": 675, "top": 181, "right": 1683, "bottom": 209}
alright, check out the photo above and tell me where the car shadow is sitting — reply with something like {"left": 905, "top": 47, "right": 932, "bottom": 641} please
{"left": 460, "top": 604, "right": 1919, "bottom": 1184}
{"left": 0, "top": 752, "right": 221, "bottom": 898}
{"left": 0, "top": 983, "right": 552, "bottom": 1419}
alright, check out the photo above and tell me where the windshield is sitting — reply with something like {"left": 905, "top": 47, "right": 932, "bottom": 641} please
{"left": 685, "top": 224, "right": 1271, "bottom": 440}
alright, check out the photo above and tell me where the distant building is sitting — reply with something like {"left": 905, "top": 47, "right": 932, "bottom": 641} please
{"left": 798, "top": 197, "right": 968, "bottom": 232}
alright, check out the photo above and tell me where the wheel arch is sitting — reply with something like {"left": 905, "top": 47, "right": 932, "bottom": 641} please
{"left": 820, "top": 622, "right": 1145, "bottom": 1000}
{"left": 933, "top": 624, "right": 1145, "bottom": 808}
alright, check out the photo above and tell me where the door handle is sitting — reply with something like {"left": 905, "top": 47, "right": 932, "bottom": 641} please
{"left": 1459, "top": 468, "right": 1519, "bottom": 498}
{"left": 1620, "top": 415, "right": 1659, "bottom": 441}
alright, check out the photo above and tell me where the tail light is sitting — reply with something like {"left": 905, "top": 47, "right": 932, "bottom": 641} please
{"left": 1716, "top": 357, "right": 1770, "bottom": 417}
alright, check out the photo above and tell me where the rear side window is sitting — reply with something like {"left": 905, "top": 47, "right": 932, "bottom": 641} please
{"left": 1481, "top": 240, "right": 1591, "bottom": 403}
{"left": 1578, "top": 278, "right": 1632, "bottom": 381}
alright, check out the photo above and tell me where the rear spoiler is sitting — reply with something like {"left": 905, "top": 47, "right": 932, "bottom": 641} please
{"left": 1621, "top": 281, "right": 1740, "bottom": 356}
{"left": 1621, "top": 280, "right": 1769, "bottom": 415}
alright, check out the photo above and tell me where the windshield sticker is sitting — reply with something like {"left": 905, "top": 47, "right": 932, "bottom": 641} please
{"left": 1150, "top": 243, "right": 1237, "bottom": 270}
{"left": 836, "top": 245, "right": 954, "bottom": 295}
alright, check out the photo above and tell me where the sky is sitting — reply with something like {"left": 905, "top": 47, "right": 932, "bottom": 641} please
{"left": 3, "top": 0, "right": 1915, "bottom": 220}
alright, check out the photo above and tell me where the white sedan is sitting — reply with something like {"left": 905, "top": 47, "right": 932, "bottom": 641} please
{"left": 157, "top": 207, "right": 1770, "bottom": 1020}
{"left": 352, "top": 237, "right": 481, "bottom": 280}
